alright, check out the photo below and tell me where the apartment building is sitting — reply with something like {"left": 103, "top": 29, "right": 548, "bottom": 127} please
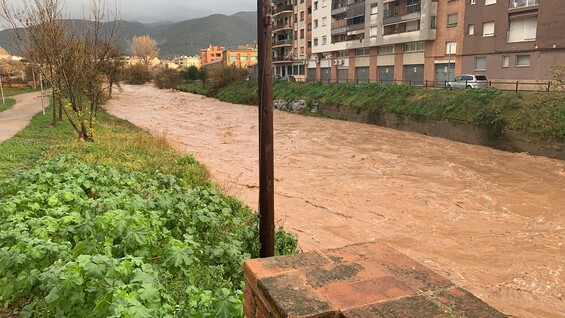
{"left": 309, "top": 0, "right": 438, "bottom": 83}
{"left": 278, "top": 0, "right": 565, "bottom": 83}
{"left": 462, "top": 0, "right": 565, "bottom": 81}
{"left": 170, "top": 55, "right": 201, "bottom": 69}
{"left": 223, "top": 45, "right": 259, "bottom": 68}
{"left": 272, "top": 0, "right": 312, "bottom": 80}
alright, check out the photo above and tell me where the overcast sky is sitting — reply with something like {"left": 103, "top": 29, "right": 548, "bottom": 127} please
{"left": 3, "top": 0, "right": 257, "bottom": 23}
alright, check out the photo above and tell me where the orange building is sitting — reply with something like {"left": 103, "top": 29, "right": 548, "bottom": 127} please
{"left": 200, "top": 45, "right": 225, "bottom": 65}
{"left": 223, "top": 44, "right": 258, "bottom": 68}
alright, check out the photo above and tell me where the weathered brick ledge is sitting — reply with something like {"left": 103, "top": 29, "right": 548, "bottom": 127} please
{"left": 243, "top": 241, "right": 508, "bottom": 318}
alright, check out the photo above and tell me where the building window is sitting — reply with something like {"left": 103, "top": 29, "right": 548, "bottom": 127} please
{"left": 485, "top": 0, "right": 496, "bottom": 4}
{"left": 322, "top": 17, "right": 327, "bottom": 26}
{"left": 356, "top": 48, "right": 370, "bottom": 56}
{"left": 516, "top": 54, "right": 530, "bottom": 67}
{"left": 470, "top": 0, "right": 476, "bottom": 4}
{"left": 322, "top": 35, "right": 327, "bottom": 45}
{"left": 508, "top": 17, "right": 537, "bottom": 42}
{"left": 314, "top": 38, "right": 318, "bottom": 46}
{"left": 482, "top": 21, "right": 495, "bottom": 36}
{"left": 370, "top": 26, "right": 378, "bottom": 37}
{"left": 322, "top": 0, "right": 327, "bottom": 7}
{"left": 474, "top": 56, "right": 487, "bottom": 70}
{"left": 314, "top": 1, "right": 318, "bottom": 10}
{"left": 447, "top": 13, "right": 458, "bottom": 27}
{"left": 300, "top": 29, "right": 305, "bottom": 38}
{"left": 378, "top": 45, "right": 395, "bottom": 54}
{"left": 510, "top": 0, "right": 540, "bottom": 9}
{"left": 502, "top": 55, "right": 509, "bottom": 67}
{"left": 300, "top": 11, "right": 304, "bottom": 21}
{"left": 446, "top": 42, "right": 457, "bottom": 55}
{"left": 405, "top": 41, "right": 425, "bottom": 52}
{"left": 308, "top": 23, "right": 312, "bottom": 30}
{"left": 314, "top": 19, "right": 318, "bottom": 28}
{"left": 371, "top": 3, "right": 378, "bottom": 15}
{"left": 241, "top": 56, "right": 248, "bottom": 61}
{"left": 406, "top": 20, "right": 419, "bottom": 32}
{"left": 430, "top": 16, "right": 437, "bottom": 29}
{"left": 468, "top": 24, "right": 475, "bottom": 35}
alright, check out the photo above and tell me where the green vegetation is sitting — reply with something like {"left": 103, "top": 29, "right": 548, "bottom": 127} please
{"left": 182, "top": 80, "right": 565, "bottom": 140}
{"left": 0, "top": 99, "right": 16, "bottom": 113}
{"left": 3, "top": 86, "right": 41, "bottom": 96}
{"left": 177, "top": 82, "right": 210, "bottom": 96}
{"left": 0, "top": 105, "right": 298, "bottom": 317}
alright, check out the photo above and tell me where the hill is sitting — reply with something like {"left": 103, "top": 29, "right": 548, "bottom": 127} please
{"left": 0, "top": 12, "right": 257, "bottom": 59}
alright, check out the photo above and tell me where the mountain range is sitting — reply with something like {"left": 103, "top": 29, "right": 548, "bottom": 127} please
{"left": 0, "top": 11, "right": 257, "bottom": 59}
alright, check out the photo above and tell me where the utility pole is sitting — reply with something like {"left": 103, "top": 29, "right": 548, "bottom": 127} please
{"left": 258, "top": 0, "right": 275, "bottom": 257}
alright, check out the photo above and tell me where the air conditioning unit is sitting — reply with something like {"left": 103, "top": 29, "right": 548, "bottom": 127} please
{"left": 333, "top": 60, "right": 339, "bottom": 66}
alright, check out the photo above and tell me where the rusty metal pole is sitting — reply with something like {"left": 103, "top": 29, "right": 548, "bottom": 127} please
{"left": 258, "top": 0, "right": 275, "bottom": 257}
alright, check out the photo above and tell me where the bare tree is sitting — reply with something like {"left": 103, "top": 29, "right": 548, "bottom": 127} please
{"left": 130, "top": 35, "right": 159, "bottom": 66}
{"left": 0, "top": 0, "right": 123, "bottom": 141}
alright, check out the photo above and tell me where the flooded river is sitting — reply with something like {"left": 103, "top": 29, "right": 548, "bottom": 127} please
{"left": 106, "top": 85, "right": 564, "bottom": 318}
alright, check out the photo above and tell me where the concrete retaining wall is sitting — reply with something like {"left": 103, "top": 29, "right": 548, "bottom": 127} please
{"left": 316, "top": 104, "right": 565, "bottom": 160}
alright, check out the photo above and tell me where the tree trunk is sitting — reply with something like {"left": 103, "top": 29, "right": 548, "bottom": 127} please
{"left": 51, "top": 90, "right": 57, "bottom": 127}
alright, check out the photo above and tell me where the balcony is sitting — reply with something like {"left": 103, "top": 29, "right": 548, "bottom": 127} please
{"left": 273, "top": 23, "right": 293, "bottom": 31}
{"left": 509, "top": 0, "right": 539, "bottom": 9}
{"left": 384, "top": 3, "right": 420, "bottom": 19}
{"left": 273, "top": 38, "right": 294, "bottom": 47}
{"left": 331, "top": 19, "right": 347, "bottom": 29}
{"left": 274, "top": 4, "right": 293, "bottom": 15}
{"left": 273, "top": 56, "right": 294, "bottom": 63}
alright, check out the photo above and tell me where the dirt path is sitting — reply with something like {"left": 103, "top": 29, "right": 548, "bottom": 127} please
{"left": 106, "top": 85, "right": 564, "bottom": 318}
{"left": 0, "top": 91, "right": 45, "bottom": 145}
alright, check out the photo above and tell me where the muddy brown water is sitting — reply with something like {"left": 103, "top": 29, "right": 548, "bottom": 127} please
{"left": 106, "top": 85, "right": 564, "bottom": 318}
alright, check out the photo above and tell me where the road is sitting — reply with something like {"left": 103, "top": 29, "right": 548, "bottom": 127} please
{"left": 0, "top": 91, "right": 45, "bottom": 144}
{"left": 105, "top": 85, "right": 565, "bottom": 318}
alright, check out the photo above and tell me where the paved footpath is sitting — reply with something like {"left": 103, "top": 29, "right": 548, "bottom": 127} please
{"left": 0, "top": 91, "right": 45, "bottom": 144}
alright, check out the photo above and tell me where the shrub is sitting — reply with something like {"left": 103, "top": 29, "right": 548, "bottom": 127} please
{"left": 153, "top": 68, "right": 181, "bottom": 90}
{"left": 208, "top": 66, "right": 249, "bottom": 96}
{"left": 177, "top": 82, "right": 210, "bottom": 96}
{"left": 123, "top": 64, "right": 152, "bottom": 85}
{"left": 181, "top": 65, "right": 208, "bottom": 82}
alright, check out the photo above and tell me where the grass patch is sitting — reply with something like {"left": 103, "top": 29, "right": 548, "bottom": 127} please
{"left": 0, "top": 99, "right": 16, "bottom": 113}
{"left": 0, "top": 105, "right": 209, "bottom": 184}
{"left": 2, "top": 86, "right": 41, "bottom": 97}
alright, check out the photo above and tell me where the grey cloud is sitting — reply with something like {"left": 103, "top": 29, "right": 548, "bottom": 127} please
{"left": 5, "top": 0, "right": 256, "bottom": 23}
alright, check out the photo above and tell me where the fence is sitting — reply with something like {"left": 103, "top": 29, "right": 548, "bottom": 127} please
{"left": 288, "top": 77, "right": 557, "bottom": 93}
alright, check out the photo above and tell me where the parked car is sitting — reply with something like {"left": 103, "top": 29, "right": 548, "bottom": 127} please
{"left": 274, "top": 75, "right": 296, "bottom": 82}
{"left": 446, "top": 74, "right": 488, "bottom": 90}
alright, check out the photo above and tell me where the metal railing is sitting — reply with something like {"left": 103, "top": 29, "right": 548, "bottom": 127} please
{"left": 383, "top": 3, "right": 421, "bottom": 19}
{"left": 331, "top": 19, "right": 347, "bottom": 29}
{"left": 274, "top": 4, "right": 293, "bottom": 14}
{"left": 273, "top": 38, "right": 293, "bottom": 46}
{"left": 273, "top": 23, "right": 293, "bottom": 31}
{"left": 273, "top": 56, "right": 294, "bottom": 62}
